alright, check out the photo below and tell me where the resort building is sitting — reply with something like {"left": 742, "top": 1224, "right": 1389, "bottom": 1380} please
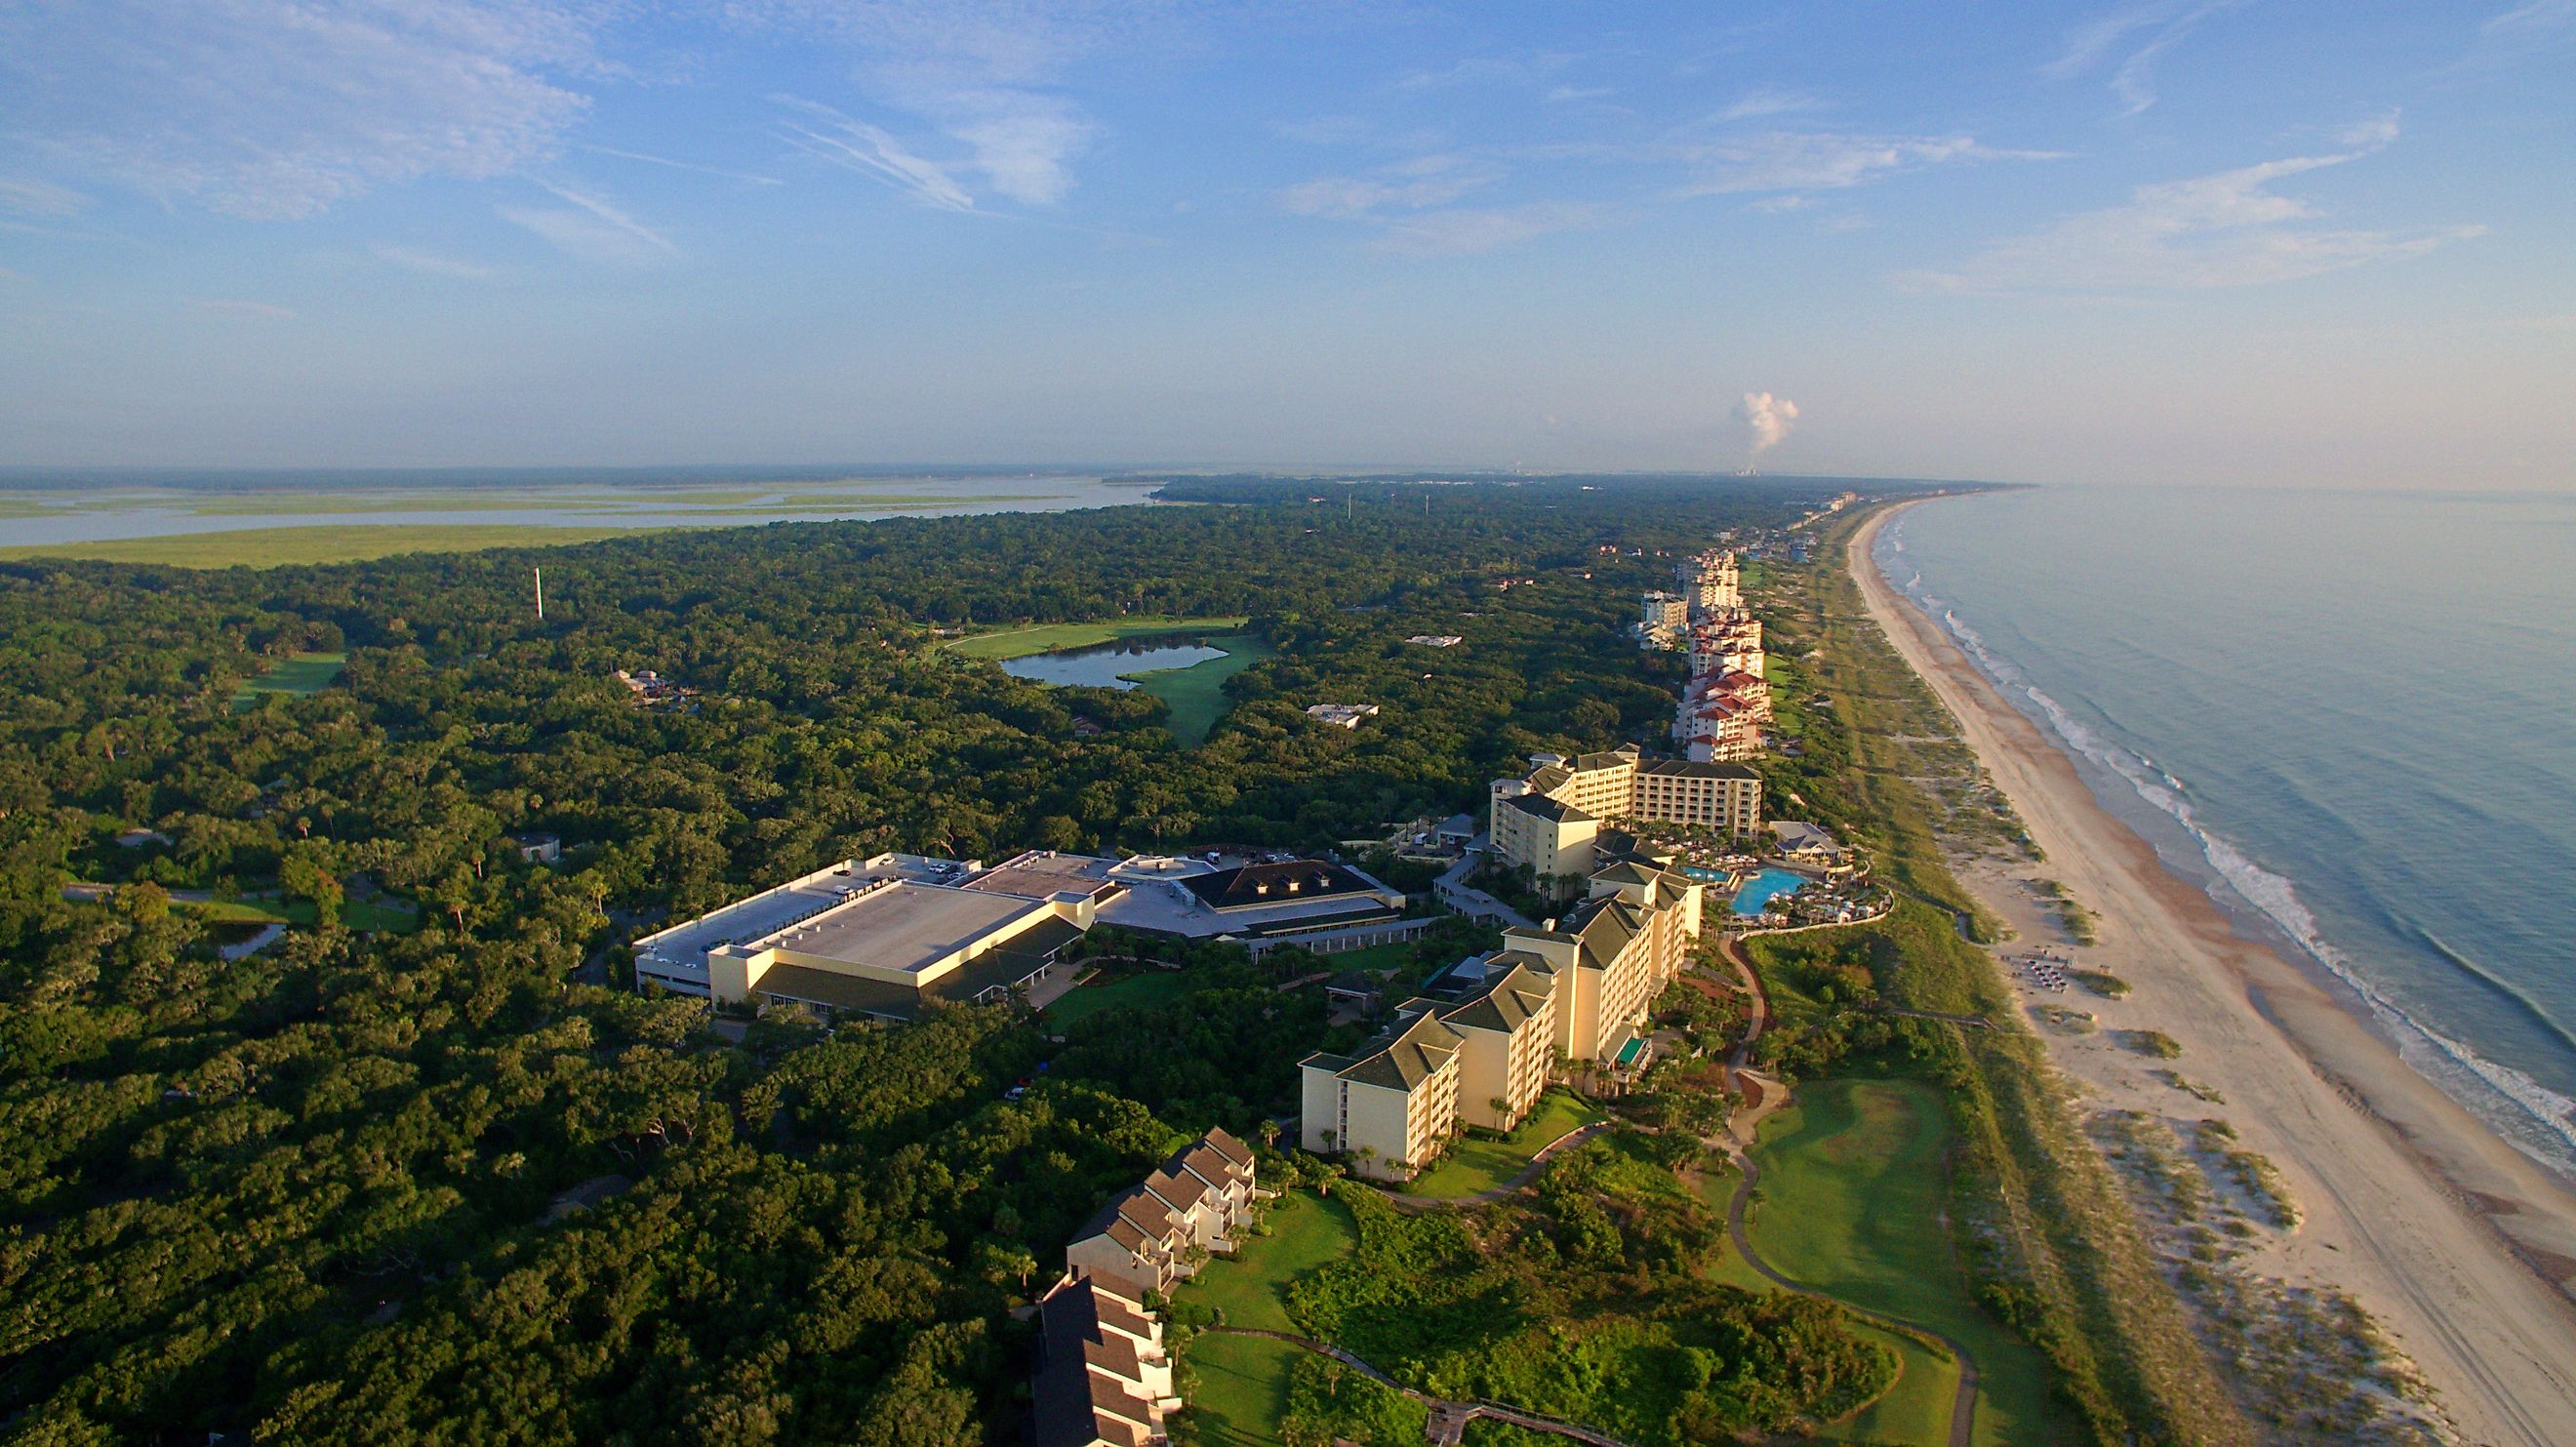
{"left": 1636, "top": 590, "right": 1689, "bottom": 650}
{"left": 1678, "top": 551, "right": 1742, "bottom": 615}
{"left": 1029, "top": 1272, "right": 1178, "bottom": 1447}
{"left": 1490, "top": 744, "right": 1762, "bottom": 884}
{"left": 1406, "top": 634, "right": 1465, "bottom": 648}
{"left": 1096, "top": 857, "right": 1410, "bottom": 945}
{"left": 1299, "top": 859, "right": 1696, "bottom": 1178}
{"left": 1298, "top": 1009, "right": 1466, "bottom": 1181}
{"left": 1065, "top": 1130, "right": 1261, "bottom": 1292}
{"left": 1305, "top": 703, "right": 1381, "bottom": 728}
{"left": 632, "top": 851, "right": 1114, "bottom": 1022}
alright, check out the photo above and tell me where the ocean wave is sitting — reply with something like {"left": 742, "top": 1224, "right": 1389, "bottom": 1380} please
{"left": 1910, "top": 577, "right": 2576, "bottom": 1173}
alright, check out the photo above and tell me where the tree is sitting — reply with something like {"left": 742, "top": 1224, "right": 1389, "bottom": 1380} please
{"left": 279, "top": 840, "right": 342, "bottom": 927}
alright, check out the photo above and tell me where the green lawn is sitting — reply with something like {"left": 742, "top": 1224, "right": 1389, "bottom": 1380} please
{"left": 1176, "top": 1187, "right": 1358, "bottom": 1333}
{"left": 232, "top": 651, "right": 346, "bottom": 703}
{"left": 1824, "top": 1323, "right": 1958, "bottom": 1446}
{"left": 1748, "top": 1077, "right": 2054, "bottom": 1447}
{"left": 940, "top": 616, "right": 1251, "bottom": 660}
{"left": 1182, "top": 1330, "right": 1307, "bottom": 1447}
{"left": 1130, "top": 633, "right": 1273, "bottom": 746}
{"left": 1175, "top": 1188, "right": 1363, "bottom": 1444}
{"left": 1040, "top": 968, "right": 1213, "bottom": 1026}
{"left": 1406, "top": 1089, "right": 1607, "bottom": 1200}
{"left": 0, "top": 525, "right": 663, "bottom": 569}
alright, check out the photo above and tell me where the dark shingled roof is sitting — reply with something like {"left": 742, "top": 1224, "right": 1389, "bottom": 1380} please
{"left": 1433, "top": 962, "right": 1552, "bottom": 1036}
{"left": 1031, "top": 1276, "right": 1161, "bottom": 1447}
{"left": 1334, "top": 1010, "right": 1463, "bottom": 1092}
{"left": 1199, "top": 1126, "right": 1256, "bottom": 1173}
{"left": 1182, "top": 861, "right": 1380, "bottom": 910}
{"left": 1502, "top": 792, "right": 1592, "bottom": 824}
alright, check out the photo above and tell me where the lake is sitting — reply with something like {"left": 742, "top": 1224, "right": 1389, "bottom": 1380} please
{"left": 998, "top": 640, "right": 1227, "bottom": 689}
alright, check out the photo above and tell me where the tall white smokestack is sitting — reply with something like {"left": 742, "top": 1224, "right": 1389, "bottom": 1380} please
{"left": 1734, "top": 391, "right": 1799, "bottom": 470}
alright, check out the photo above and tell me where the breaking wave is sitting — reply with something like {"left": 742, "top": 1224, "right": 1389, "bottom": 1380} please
{"left": 1883, "top": 530, "right": 2576, "bottom": 1175}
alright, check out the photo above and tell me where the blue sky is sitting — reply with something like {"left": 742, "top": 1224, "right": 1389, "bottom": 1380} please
{"left": 1, "top": 1, "right": 2570, "bottom": 486}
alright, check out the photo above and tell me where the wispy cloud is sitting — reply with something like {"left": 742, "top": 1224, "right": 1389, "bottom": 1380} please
{"left": 189, "top": 298, "right": 296, "bottom": 320}
{"left": 1718, "top": 88, "right": 1825, "bottom": 122}
{"left": 581, "top": 145, "right": 783, "bottom": 187}
{"left": 1672, "top": 132, "right": 2060, "bottom": 197}
{"left": 1899, "top": 118, "right": 2479, "bottom": 293}
{"left": 1372, "top": 202, "right": 1604, "bottom": 257}
{"left": 370, "top": 242, "right": 497, "bottom": 279}
{"left": 499, "top": 182, "right": 677, "bottom": 267}
{"left": 2045, "top": 1, "right": 2246, "bottom": 115}
{"left": 1394, "top": 53, "right": 1578, "bottom": 93}
{"left": 0, "top": 177, "right": 90, "bottom": 219}
{"left": 0, "top": 1, "right": 604, "bottom": 219}
{"left": 1275, "top": 156, "right": 1503, "bottom": 220}
{"left": 776, "top": 98, "right": 976, "bottom": 212}
{"left": 2483, "top": 0, "right": 2576, "bottom": 32}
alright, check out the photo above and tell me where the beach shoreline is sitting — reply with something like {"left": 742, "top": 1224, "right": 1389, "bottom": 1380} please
{"left": 1846, "top": 499, "right": 2576, "bottom": 1446}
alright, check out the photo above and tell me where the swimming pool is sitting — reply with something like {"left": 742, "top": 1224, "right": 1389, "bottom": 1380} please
{"left": 1732, "top": 867, "right": 1808, "bottom": 917}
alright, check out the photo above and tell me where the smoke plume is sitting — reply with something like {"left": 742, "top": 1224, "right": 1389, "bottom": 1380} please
{"left": 1735, "top": 391, "right": 1799, "bottom": 464}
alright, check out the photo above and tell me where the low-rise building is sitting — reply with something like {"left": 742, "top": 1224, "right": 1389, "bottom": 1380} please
{"left": 1305, "top": 703, "right": 1381, "bottom": 728}
{"left": 1406, "top": 634, "right": 1465, "bottom": 648}
{"left": 1096, "top": 858, "right": 1408, "bottom": 944}
{"left": 1065, "top": 1130, "right": 1261, "bottom": 1291}
{"left": 1030, "top": 1272, "right": 1177, "bottom": 1447}
{"left": 633, "top": 851, "right": 1114, "bottom": 1021}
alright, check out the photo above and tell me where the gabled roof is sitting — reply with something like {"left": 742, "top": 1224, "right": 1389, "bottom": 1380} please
{"left": 1503, "top": 792, "right": 1592, "bottom": 824}
{"left": 1182, "top": 861, "right": 1377, "bottom": 910}
{"left": 1335, "top": 1010, "right": 1464, "bottom": 1092}
{"left": 1199, "top": 1126, "right": 1256, "bottom": 1173}
{"left": 1141, "top": 1167, "right": 1208, "bottom": 1212}
{"left": 1176, "top": 1142, "right": 1248, "bottom": 1189}
{"left": 1635, "top": 756, "right": 1759, "bottom": 782}
{"left": 1433, "top": 962, "right": 1552, "bottom": 1035}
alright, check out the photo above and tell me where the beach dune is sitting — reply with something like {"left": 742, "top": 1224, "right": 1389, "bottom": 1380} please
{"left": 1849, "top": 502, "right": 2576, "bottom": 1446}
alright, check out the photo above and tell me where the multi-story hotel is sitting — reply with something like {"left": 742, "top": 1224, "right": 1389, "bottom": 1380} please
{"left": 1299, "top": 856, "right": 1699, "bottom": 1179}
{"left": 1678, "top": 550, "right": 1742, "bottom": 615}
{"left": 1636, "top": 590, "right": 1689, "bottom": 650}
{"left": 1490, "top": 744, "right": 1762, "bottom": 884}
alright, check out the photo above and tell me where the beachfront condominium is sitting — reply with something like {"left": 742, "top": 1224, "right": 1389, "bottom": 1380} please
{"left": 1496, "top": 858, "right": 1700, "bottom": 1065}
{"left": 1489, "top": 744, "right": 1762, "bottom": 886}
{"left": 1679, "top": 550, "right": 1742, "bottom": 615}
{"left": 1064, "top": 1128, "right": 1260, "bottom": 1293}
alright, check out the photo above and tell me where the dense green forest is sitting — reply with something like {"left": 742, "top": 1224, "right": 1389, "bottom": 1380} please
{"left": 0, "top": 478, "right": 1876, "bottom": 1444}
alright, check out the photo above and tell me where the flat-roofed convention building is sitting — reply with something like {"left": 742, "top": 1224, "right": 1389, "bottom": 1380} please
{"left": 634, "top": 850, "right": 1119, "bottom": 1023}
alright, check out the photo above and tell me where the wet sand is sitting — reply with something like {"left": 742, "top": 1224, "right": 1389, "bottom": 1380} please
{"left": 1849, "top": 501, "right": 2576, "bottom": 1446}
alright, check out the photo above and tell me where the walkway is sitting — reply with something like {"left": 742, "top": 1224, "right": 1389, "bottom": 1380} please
{"left": 1433, "top": 837, "right": 1536, "bottom": 929}
{"left": 1205, "top": 1327, "right": 1630, "bottom": 1446}
{"left": 1380, "top": 1121, "right": 1621, "bottom": 1213}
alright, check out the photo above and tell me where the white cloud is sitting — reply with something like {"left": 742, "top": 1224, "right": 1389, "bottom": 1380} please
{"left": 1718, "top": 88, "right": 1825, "bottom": 122}
{"left": 1394, "top": 53, "right": 1578, "bottom": 93}
{"left": 1900, "top": 123, "right": 2480, "bottom": 293}
{"left": 1674, "top": 132, "right": 2059, "bottom": 197}
{"left": 582, "top": 145, "right": 784, "bottom": 187}
{"left": 1372, "top": 202, "right": 1602, "bottom": 257}
{"left": 2045, "top": 1, "right": 2245, "bottom": 116}
{"left": 0, "top": 177, "right": 90, "bottom": 218}
{"left": 370, "top": 243, "right": 497, "bottom": 279}
{"left": 776, "top": 99, "right": 977, "bottom": 212}
{"left": 499, "top": 182, "right": 678, "bottom": 267}
{"left": 2484, "top": 0, "right": 2576, "bottom": 32}
{"left": 0, "top": 1, "right": 604, "bottom": 219}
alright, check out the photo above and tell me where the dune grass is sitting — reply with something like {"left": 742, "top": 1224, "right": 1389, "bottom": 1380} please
{"left": 1749, "top": 1076, "right": 2053, "bottom": 1447}
{"left": 1182, "top": 1331, "right": 1308, "bottom": 1446}
{"left": 0, "top": 524, "right": 660, "bottom": 568}
{"left": 941, "top": 616, "right": 1250, "bottom": 660}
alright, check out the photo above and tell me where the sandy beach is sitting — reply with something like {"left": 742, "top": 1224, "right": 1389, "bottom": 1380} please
{"left": 1848, "top": 502, "right": 2576, "bottom": 1446}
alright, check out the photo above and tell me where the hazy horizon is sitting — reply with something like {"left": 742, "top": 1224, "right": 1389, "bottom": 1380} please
{"left": 3, "top": 3, "right": 2571, "bottom": 488}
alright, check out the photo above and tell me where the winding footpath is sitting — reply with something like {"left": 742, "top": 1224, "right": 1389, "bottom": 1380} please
{"left": 1204, "top": 1327, "right": 1630, "bottom": 1445}
{"left": 1713, "top": 935, "right": 1983, "bottom": 1447}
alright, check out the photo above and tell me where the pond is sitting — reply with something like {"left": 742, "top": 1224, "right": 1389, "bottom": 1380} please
{"left": 998, "top": 639, "right": 1226, "bottom": 689}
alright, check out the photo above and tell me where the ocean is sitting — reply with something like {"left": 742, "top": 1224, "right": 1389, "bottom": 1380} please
{"left": 1877, "top": 485, "right": 2576, "bottom": 1182}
